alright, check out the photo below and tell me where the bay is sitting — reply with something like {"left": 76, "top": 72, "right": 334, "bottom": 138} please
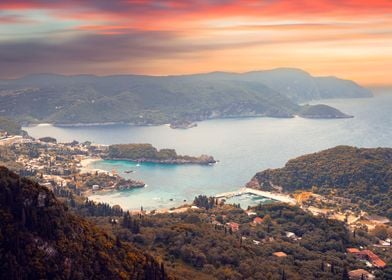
{"left": 24, "top": 91, "right": 392, "bottom": 210}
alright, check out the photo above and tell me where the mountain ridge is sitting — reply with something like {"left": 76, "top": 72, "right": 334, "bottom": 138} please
{"left": 0, "top": 68, "right": 371, "bottom": 125}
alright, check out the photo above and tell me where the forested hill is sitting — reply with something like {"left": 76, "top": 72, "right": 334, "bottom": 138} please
{"left": 0, "top": 68, "right": 371, "bottom": 125}
{"left": 248, "top": 146, "right": 392, "bottom": 218}
{"left": 0, "top": 116, "right": 23, "bottom": 135}
{"left": 0, "top": 166, "right": 168, "bottom": 280}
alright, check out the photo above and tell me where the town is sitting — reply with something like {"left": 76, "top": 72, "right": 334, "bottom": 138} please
{"left": 0, "top": 132, "right": 146, "bottom": 197}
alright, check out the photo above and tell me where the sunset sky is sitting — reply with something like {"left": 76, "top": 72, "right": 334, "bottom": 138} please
{"left": 0, "top": 0, "right": 391, "bottom": 86}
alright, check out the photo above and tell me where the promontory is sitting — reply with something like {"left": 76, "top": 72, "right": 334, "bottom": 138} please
{"left": 105, "top": 143, "right": 216, "bottom": 165}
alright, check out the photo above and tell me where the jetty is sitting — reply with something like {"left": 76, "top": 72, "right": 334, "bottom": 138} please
{"left": 215, "top": 187, "right": 296, "bottom": 205}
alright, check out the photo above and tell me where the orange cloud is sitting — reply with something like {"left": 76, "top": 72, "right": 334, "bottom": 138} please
{"left": 0, "top": 0, "right": 391, "bottom": 85}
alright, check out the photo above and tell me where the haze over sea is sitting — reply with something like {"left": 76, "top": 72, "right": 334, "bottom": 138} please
{"left": 24, "top": 91, "right": 392, "bottom": 210}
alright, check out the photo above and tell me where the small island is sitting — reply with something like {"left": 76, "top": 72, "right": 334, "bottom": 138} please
{"left": 105, "top": 143, "right": 216, "bottom": 165}
{"left": 298, "top": 104, "right": 353, "bottom": 119}
{"left": 169, "top": 121, "right": 198, "bottom": 129}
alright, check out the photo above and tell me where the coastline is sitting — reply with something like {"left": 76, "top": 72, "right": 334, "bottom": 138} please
{"left": 23, "top": 106, "right": 363, "bottom": 130}
{"left": 79, "top": 157, "right": 104, "bottom": 174}
{"left": 105, "top": 157, "right": 216, "bottom": 165}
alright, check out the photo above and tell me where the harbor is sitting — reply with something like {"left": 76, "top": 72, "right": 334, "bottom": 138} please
{"left": 215, "top": 187, "right": 297, "bottom": 205}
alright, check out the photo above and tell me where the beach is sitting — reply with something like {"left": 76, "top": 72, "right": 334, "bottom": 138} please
{"left": 79, "top": 157, "right": 104, "bottom": 174}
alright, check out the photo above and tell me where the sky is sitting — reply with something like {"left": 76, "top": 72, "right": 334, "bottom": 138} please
{"left": 0, "top": 0, "right": 391, "bottom": 86}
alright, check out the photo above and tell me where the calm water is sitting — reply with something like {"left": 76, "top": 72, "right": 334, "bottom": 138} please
{"left": 24, "top": 92, "right": 392, "bottom": 210}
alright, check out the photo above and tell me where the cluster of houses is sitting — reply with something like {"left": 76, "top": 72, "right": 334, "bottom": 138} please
{"left": 0, "top": 134, "right": 30, "bottom": 146}
{"left": 347, "top": 248, "right": 386, "bottom": 268}
{"left": 346, "top": 247, "right": 387, "bottom": 279}
{"left": 2, "top": 136, "right": 146, "bottom": 195}
{"left": 207, "top": 207, "right": 389, "bottom": 279}
{"left": 208, "top": 210, "right": 301, "bottom": 252}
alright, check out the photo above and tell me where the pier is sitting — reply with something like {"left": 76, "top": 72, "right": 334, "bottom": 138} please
{"left": 215, "top": 187, "right": 296, "bottom": 205}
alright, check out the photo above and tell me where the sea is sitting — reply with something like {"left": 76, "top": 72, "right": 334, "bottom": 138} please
{"left": 23, "top": 91, "right": 392, "bottom": 210}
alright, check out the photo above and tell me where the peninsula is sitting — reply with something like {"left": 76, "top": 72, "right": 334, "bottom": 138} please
{"left": 299, "top": 104, "right": 353, "bottom": 119}
{"left": 106, "top": 143, "right": 216, "bottom": 165}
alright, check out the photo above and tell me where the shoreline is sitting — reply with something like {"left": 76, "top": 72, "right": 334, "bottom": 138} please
{"left": 79, "top": 157, "right": 105, "bottom": 174}
{"left": 104, "top": 157, "right": 217, "bottom": 165}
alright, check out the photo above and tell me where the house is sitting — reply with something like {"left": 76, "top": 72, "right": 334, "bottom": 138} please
{"left": 273, "top": 251, "right": 287, "bottom": 258}
{"left": 212, "top": 220, "right": 224, "bottom": 229}
{"left": 358, "top": 250, "right": 386, "bottom": 268}
{"left": 253, "top": 217, "right": 264, "bottom": 225}
{"left": 347, "top": 248, "right": 386, "bottom": 268}
{"left": 285, "top": 231, "right": 298, "bottom": 240}
{"left": 363, "top": 215, "right": 390, "bottom": 225}
{"left": 246, "top": 211, "right": 257, "bottom": 216}
{"left": 379, "top": 238, "right": 391, "bottom": 246}
{"left": 226, "top": 222, "right": 240, "bottom": 232}
{"left": 348, "top": 269, "right": 375, "bottom": 280}
{"left": 347, "top": 248, "right": 360, "bottom": 254}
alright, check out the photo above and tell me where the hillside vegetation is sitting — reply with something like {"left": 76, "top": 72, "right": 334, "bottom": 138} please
{"left": 107, "top": 144, "right": 216, "bottom": 164}
{"left": 0, "top": 116, "right": 23, "bottom": 135}
{"left": 0, "top": 68, "right": 371, "bottom": 125}
{"left": 78, "top": 200, "right": 381, "bottom": 280}
{"left": 0, "top": 166, "right": 168, "bottom": 279}
{"left": 249, "top": 146, "right": 392, "bottom": 218}
{"left": 299, "top": 104, "right": 352, "bottom": 118}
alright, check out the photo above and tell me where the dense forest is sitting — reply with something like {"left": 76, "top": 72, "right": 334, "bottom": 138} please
{"left": 250, "top": 146, "right": 392, "bottom": 218}
{"left": 0, "top": 68, "right": 370, "bottom": 125}
{"left": 0, "top": 166, "right": 168, "bottom": 280}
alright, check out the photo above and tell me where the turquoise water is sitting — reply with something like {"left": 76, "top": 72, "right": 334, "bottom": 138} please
{"left": 24, "top": 91, "right": 392, "bottom": 210}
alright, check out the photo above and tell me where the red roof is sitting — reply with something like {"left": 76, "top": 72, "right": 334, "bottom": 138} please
{"left": 347, "top": 248, "right": 360, "bottom": 254}
{"left": 351, "top": 249, "right": 386, "bottom": 268}
{"left": 348, "top": 269, "right": 374, "bottom": 279}
{"left": 253, "top": 217, "right": 264, "bottom": 224}
{"left": 227, "top": 222, "right": 240, "bottom": 231}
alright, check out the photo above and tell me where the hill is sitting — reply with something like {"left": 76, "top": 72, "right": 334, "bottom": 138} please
{"left": 0, "top": 68, "right": 370, "bottom": 125}
{"left": 248, "top": 146, "right": 392, "bottom": 218}
{"left": 0, "top": 116, "right": 23, "bottom": 135}
{"left": 192, "top": 68, "right": 372, "bottom": 102}
{"left": 299, "top": 104, "right": 353, "bottom": 119}
{"left": 86, "top": 201, "right": 380, "bottom": 280}
{"left": 0, "top": 166, "right": 168, "bottom": 279}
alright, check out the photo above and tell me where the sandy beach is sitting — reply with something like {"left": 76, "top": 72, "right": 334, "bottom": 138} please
{"left": 79, "top": 157, "right": 104, "bottom": 174}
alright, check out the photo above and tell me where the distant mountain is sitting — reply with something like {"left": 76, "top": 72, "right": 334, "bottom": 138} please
{"left": 0, "top": 166, "right": 168, "bottom": 279}
{"left": 192, "top": 68, "right": 372, "bottom": 102}
{"left": 0, "top": 68, "right": 371, "bottom": 125}
{"left": 248, "top": 146, "right": 392, "bottom": 218}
